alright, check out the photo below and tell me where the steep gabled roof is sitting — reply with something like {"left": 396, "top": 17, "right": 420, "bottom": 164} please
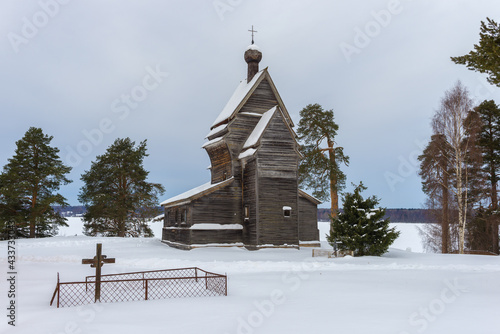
{"left": 238, "top": 106, "right": 300, "bottom": 160}
{"left": 210, "top": 68, "right": 293, "bottom": 130}
{"left": 242, "top": 106, "right": 277, "bottom": 149}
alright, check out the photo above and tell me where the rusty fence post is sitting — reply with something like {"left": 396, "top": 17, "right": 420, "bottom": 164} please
{"left": 145, "top": 279, "right": 148, "bottom": 300}
{"left": 50, "top": 272, "right": 60, "bottom": 307}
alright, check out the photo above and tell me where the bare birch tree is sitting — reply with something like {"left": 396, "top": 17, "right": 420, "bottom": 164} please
{"left": 432, "top": 81, "right": 475, "bottom": 254}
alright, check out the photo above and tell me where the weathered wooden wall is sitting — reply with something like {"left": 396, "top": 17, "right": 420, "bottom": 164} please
{"left": 242, "top": 159, "right": 258, "bottom": 247}
{"left": 256, "top": 111, "right": 300, "bottom": 246}
{"left": 162, "top": 180, "right": 244, "bottom": 248}
{"left": 191, "top": 229, "right": 242, "bottom": 245}
{"left": 298, "top": 196, "right": 320, "bottom": 241}
{"left": 205, "top": 141, "right": 232, "bottom": 183}
{"left": 239, "top": 79, "right": 279, "bottom": 115}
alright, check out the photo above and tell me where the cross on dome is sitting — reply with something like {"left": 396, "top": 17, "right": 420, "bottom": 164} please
{"left": 248, "top": 25, "right": 257, "bottom": 44}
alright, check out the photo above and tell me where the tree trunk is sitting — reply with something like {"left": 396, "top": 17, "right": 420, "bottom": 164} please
{"left": 491, "top": 175, "right": 499, "bottom": 254}
{"left": 328, "top": 141, "right": 338, "bottom": 220}
{"left": 118, "top": 219, "right": 125, "bottom": 237}
{"left": 30, "top": 188, "right": 38, "bottom": 238}
{"left": 29, "top": 215, "right": 36, "bottom": 238}
{"left": 456, "top": 155, "right": 465, "bottom": 255}
{"left": 442, "top": 175, "right": 449, "bottom": 253}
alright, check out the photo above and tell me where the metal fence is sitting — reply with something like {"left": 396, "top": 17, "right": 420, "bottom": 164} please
{"left": 50, "top": 267, "right": 227, "bottom": 308}
{"left": 311, "top": 248, "right": 353, "bottom": 258}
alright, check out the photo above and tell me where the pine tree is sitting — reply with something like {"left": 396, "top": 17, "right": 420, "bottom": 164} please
{"left": 297, "top": 103, "right": 349, "bottom": 219}
{"left": 327, "top": 183, "right": 399, "bottom": 256}
{"left": 451, "top": 18, "right": 500, "bottom": 88}
{"left": 79, "top": 138, "right": 165, "bottom": 237}
{"left": 474, "top": 100, "right": 500, "bottom": 253}
{"left": 0, "top": 127, "right": 72, "bottom": 239}
{"left": 418, "top": 134, "right": 453, "bottom": 253}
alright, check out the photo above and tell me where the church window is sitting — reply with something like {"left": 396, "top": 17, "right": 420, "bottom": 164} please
{"left": 244, "top": 205, "right": 250, "bottom": 220}
{"left": 283, "top": 206, "right": 292, "bottom": 218}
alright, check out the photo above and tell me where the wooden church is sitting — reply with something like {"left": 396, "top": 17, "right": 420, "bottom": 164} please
{"left": 160, "top": 41, "right": 320, "bottom": 250}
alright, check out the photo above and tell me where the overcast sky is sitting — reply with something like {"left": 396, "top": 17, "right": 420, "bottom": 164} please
{"left": 1, "top": 0, "right": 500, "bottom": 209}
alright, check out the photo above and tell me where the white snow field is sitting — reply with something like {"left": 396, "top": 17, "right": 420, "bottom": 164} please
{"left": 1, "top": 218, "right": 499, "bottom": 334}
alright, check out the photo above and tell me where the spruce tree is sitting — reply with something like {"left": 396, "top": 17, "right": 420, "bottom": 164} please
{"left": 327, "top": 183, "right": 399, "bottom": 256}
{"left": 0, "top": 127, "right": 72, "bottom": 239}
{"left": 297, "top": 103, "right": 349, "bottom": 219}
{"left": 79, "top": 138, "right": 165, "bottom": 237}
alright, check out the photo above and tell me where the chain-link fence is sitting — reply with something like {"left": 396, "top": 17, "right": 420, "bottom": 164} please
{"left": 50, "top": 267, "right": 227, "bottom": 308}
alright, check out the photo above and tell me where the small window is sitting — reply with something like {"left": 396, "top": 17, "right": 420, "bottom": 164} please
{"left": 244, "top": 205, "right": 250, "bottom": 221}
{"left": 175, "top": 209, "right": 179, "bottom": 223}
{"left": 181, "top": 209, "right": 187, "bottom": 223}
{"left": 283, "top": 206, "right": 292, "bottom": 218}
{"left": 165, "top": 211, "right": 170, "bottom": 226}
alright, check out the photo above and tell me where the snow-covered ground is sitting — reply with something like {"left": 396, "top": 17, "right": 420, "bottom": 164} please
{"left": 1, "top": 218, "right": 499, "bottom": 333}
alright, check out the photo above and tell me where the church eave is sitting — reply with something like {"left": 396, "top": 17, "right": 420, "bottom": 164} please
{"left": 161, "top": 177, "right": 234, "bottom": 208}
{"left": 298, "top": 189, "right": 322, "bottom": 205}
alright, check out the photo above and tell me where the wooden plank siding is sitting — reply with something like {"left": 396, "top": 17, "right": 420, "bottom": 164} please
{"left": 255, "top": 111, "right": 300, "bottom": 246}
{"left": 204, "top": 141, "right": 232, "bottom": 184}
{"left": 242, "top": 159, "right": 258, "bottom": 247}
{"left": 238, "top": 79, "right": 280, "bottom": 115}
{"left": 190, "top": 180, "right": 242, "bottom": 226}
{"left": 298, "top": 196, "right": 320, "bottom": 241}
{"left": 257, "top": 177, "right": 298, "bottom": 245}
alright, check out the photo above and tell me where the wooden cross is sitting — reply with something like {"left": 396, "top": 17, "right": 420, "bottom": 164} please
{"left": 248, "top": 25, "right": 257, "bottom": 44}
{"left": 82, "top": 243, "right": 115, "bottom": 302}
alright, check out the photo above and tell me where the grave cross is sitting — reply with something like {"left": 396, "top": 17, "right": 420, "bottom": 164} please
{"left": 82, "top": 243, "right": 115, "bottom": 302}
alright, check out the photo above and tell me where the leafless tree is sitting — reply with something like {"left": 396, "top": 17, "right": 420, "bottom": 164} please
{"left": 432, "top": 81, "right": 475, "bottom": 254}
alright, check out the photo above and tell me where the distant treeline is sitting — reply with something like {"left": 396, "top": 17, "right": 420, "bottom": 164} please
{"left": 53, "top": 206, "right": 86, "bottom": 216}
{"left": 318, "top": 208, "right": 429, "bottom": 223}
{"left": 57, "top": 206, "right": 428, "bottom": 223}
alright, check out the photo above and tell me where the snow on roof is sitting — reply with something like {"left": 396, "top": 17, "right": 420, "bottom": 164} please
{"left": 238, "top": 148, "right": 257, "bottom": 160}
{"left": 205, "top": 123, "right": 228, "bottom": 139}
{"left": 239, "top": 112, "right": 263, "bottom": 117}
{"left": 246, "top": 44, "right": 261, "bottom": 52}
{"left": 211, "top": 69, "right": 265, "bottom": 128}
{"left": 201, "top": 136, "right": 223, "bottom": 148}
{"left": 242, "top": 106, "right": 277, "bottom": 149}
{"left": 160, "top": 177, "right": 234, "bottom": 206}
{"left": 153, "top": 214, "right": 164, "bottom": 222}
{"left": 298, "top": 189, "right": 322, "bottom": 204}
